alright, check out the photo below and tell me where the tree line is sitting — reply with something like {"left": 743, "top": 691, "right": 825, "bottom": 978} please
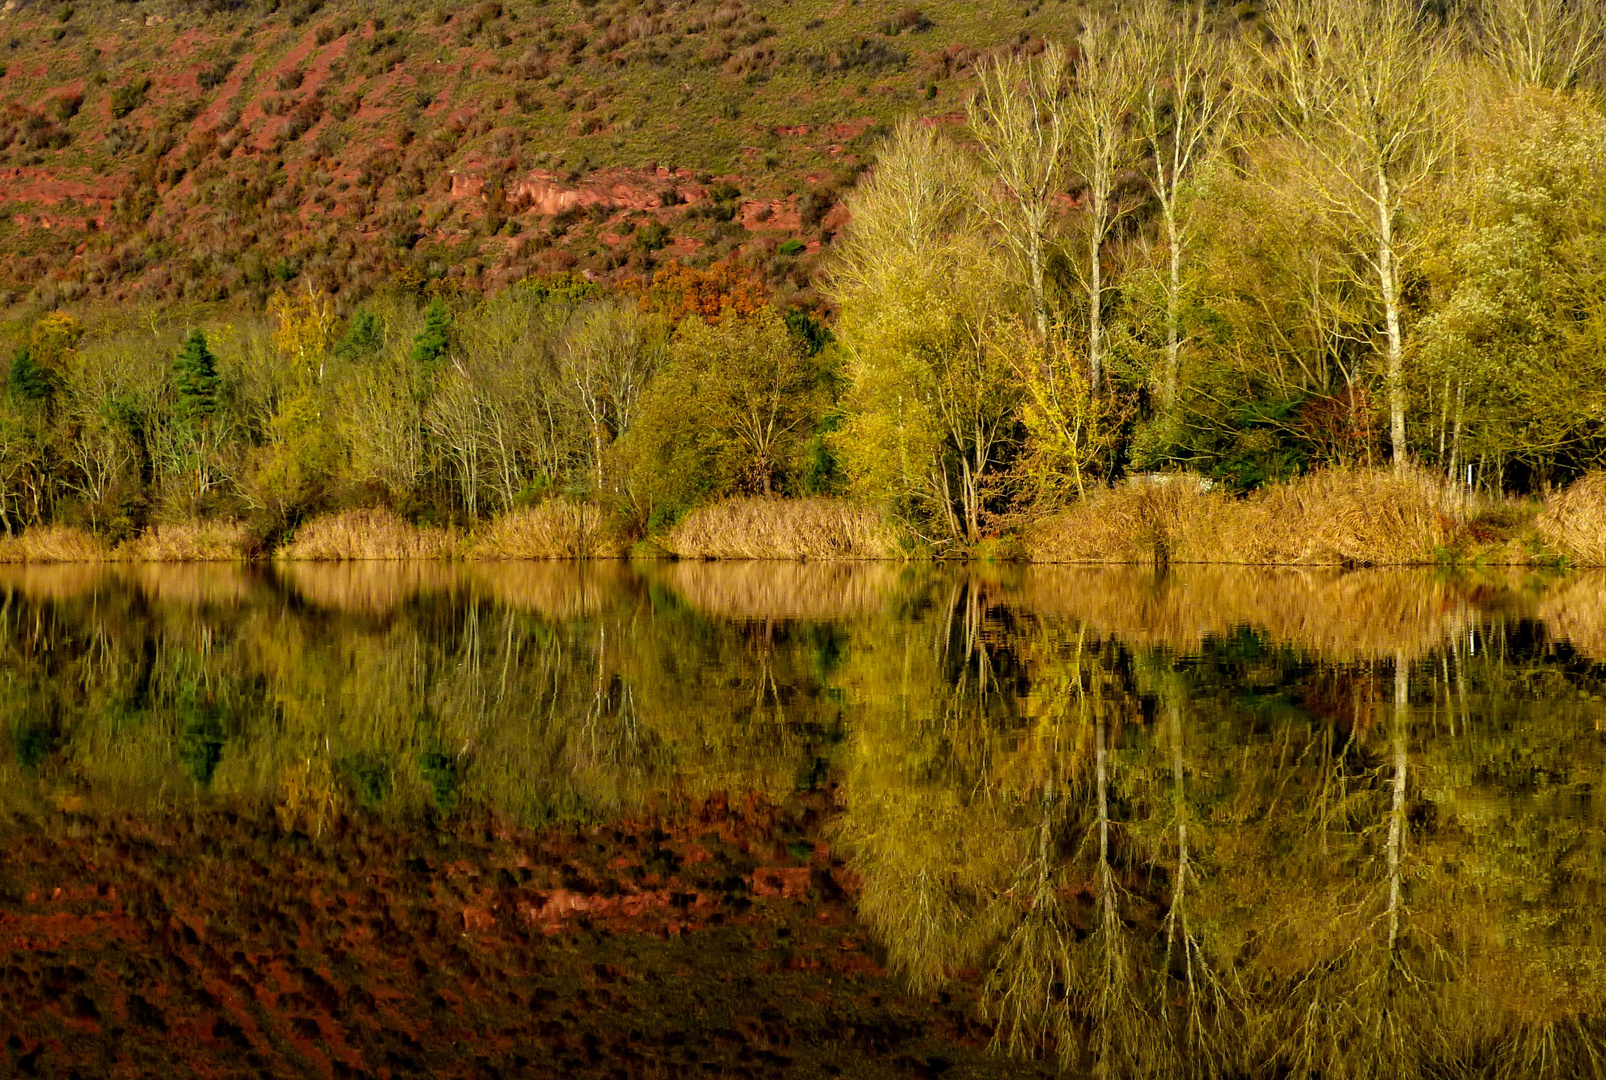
{"left": 3, "top": 0, "right": 1605, "bottom": 549}
{"left": 833, "top": 0, "right": 1606, "bottom": 546}
{"left": 0, "top": 264, "right": 836, "bottom": 540}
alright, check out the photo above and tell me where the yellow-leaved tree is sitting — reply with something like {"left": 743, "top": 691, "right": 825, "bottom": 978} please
{"left": 828, "top": 120, "right": 1018, "bottom": 549}
{"left": 251, "top": 286, "right": 339, "bottom": 521}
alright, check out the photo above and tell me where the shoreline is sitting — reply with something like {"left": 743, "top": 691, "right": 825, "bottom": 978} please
{"left": 1, "top": 467, "right": 1602, "bottom": 568}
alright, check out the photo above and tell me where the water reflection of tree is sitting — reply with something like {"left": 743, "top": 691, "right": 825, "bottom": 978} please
{"left": 834, "top": 590, "right": 1606, "bottom": 1079}
{"left": 0, "top": 567, "right": 848, "bottom": 827}
{"left": 8, "top": 565, "right": 1606, "bottom": 1075}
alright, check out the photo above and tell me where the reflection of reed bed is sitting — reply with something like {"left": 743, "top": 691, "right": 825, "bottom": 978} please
{"left": 0, "top": 563, "right": 115, "bottom": 602}
{"left": 466, "top": 560, "right": 638, "bottom": 617}
{"left": 1026, "top": 469, "right": 1474, "bottom": 565}
{"left": 1008, "top": 566, "right": 1513, "bottom": 659}
{"left": 278, "top": 560, "right": 466, "bottom": 614}
{"left": 649, "top": 561, "right": 911, "bottom": 621}
{"left": 1536, "top": 572, "right": 1606, "bottom": 660}
{"left": 119, "top": 563, "right": 259, "bottom": 608}
{"left": 664, "top": 497, "right": 902, "bottom": 560}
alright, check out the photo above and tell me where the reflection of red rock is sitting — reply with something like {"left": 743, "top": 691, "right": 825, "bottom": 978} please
{"left": 518, "top": 887, "right": 716, "bottom": 934}
{"left": 441, "top": 167, "right": 707, "bottom": 216}
{"left": 751, "top": 867, "right": 810, "bottom": 899}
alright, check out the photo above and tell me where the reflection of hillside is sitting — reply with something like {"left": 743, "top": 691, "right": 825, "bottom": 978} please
{"left": 1006, "top": 566, "right": 1548, "bottom": 659}
{"left": 645, "top": 561, "right": 913, "bottom": 621}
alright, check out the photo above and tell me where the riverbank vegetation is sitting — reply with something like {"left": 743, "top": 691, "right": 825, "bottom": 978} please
{"left": 2, "top": 0, "right": 1605, "bottom": 564}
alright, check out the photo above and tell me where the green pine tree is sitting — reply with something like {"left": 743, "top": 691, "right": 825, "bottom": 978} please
{"left": 8, "top": 346, "right": 52, "bottom": 405}
{"left": 335, "top": 309, "right": 384, "bottom": 361}
{"left": 173, "top": 330, "right": 221, "bottom": 424}
{"left": 411, "top": 298, "right": 452, "bottom": 369}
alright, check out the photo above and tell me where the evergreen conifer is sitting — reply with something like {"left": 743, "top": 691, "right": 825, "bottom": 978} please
{"left": 336, "top": 309, "right": 383, "bottom": 361}
{"left": 173, "top": 330, "right": 221, "bottom": 424}
{"left": 412, "top": 299, "right": 452, "bottom": 369}
{"left": 8, "top": 346, "right": 52, "bottom": 405}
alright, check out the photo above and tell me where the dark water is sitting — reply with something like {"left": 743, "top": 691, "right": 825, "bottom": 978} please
{"left": 5, "top": 561, "right": 1606, "bottom": 1079}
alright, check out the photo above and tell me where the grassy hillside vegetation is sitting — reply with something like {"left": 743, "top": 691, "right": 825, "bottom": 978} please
{"left": 0, "top": 0, "right": 1605, "bottom": 562}
{"left": 0, "top": 0, "right": 1118, "bottom": 308}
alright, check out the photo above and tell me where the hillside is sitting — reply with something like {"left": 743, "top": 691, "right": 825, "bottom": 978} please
{"left": 0, "top": 0, "right": 1137, "bottom": 312}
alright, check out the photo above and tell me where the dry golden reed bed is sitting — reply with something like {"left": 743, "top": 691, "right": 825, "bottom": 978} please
{"left": 276, "top": 508, "right": 460, "bottom": 560}
{"left": 662, "top": 497, "right": 901, "bottom": 560}
{"left": 1026, "top": 468, "right": 1499, "bottom": 566}
{"left": 1537, "top": 473, "right": 1606, "bottom": 566}
{"left": 470, "top": 500, "right": 622, "bottom": 559}
{"left": 0, "top": 520, "right": 252, "bottom": 563}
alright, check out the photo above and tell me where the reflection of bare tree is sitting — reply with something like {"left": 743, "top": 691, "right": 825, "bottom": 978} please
{"left": 1154, "top": 688, "right": 1233, "bottom": 1077}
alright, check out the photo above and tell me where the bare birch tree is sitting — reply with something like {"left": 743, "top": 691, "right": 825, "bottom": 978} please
{"left": 1067, "top": 16, "right": 1141, "bottom": 397}
{"left": 968, "top": 43, "right": 1072, "bottom": 341}
{"left": 1256, "top": 0, "right": 1459, "bottom": 470}
{"left": 425, "top": 363, "right": 487, "bottom": 519}
{"left": 1131, "top": 2, "right": 1237, "bottom": 412}
{"left": 1478, "top": 0, "right": 1606, "bottom": 90}
{"left": 559, "top": 303, "right": 664, "bottom": 494}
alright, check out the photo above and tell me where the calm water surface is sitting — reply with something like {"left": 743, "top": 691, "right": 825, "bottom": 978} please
{"left": 4, "top": 562, "right": 1606, "bottom": 1078}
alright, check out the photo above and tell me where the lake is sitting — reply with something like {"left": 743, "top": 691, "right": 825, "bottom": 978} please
{"left": 3, "top": 561, "right": 1605, "bottom": 1078}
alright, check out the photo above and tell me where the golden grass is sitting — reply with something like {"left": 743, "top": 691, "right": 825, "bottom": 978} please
{"left": 468, "top": 499, "right": 622, "bottom": 559}
{"left": 1537, "top": 472, "right": 1606, "bottom": 565}
{"left": 663, "top": 497, "right": 902, "bottom": 560}
{"left": 1026, "top": 468, "right": 1467, "bottom": 566}
{"left": 115, "top": 519, "right": 250, "bottom": 561}
{"left": 277, "top": 508, "right": 462, "bottom": 560}
{"left": 0, "top": 525, "right": 111, "bottom": 563}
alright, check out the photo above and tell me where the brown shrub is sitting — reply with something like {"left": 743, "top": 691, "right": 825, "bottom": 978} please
{"left": 0, "top": 526, "right": 111, "bottom": 563}
{"left": 468, "top": 499, "right": 621, "bottom": 559}
{"left": 1537, "top": 472, "right": 1606, "bottom": 565}
{"left": 1026, "top": 468, "right": 1465, "bottom": 566}
{"left": 663, "top": 497, "right": 902, "bottom": 560}
{"left": 278, "top": 508, "right": 461, "bottom": 560}
{"left": 117, "top": 520, "right": 250, "bottom": 561}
